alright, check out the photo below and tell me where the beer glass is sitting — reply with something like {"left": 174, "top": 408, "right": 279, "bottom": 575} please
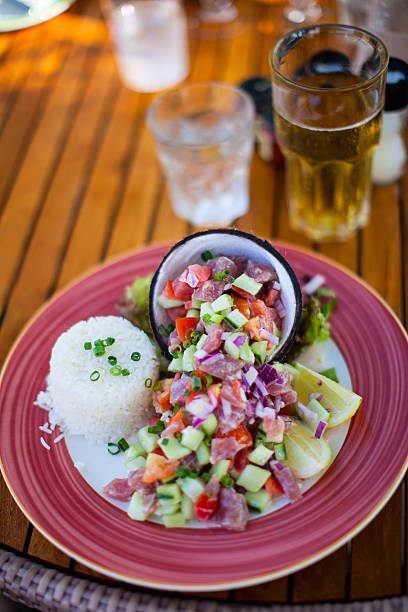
{"left": 270, "top": 24, "right": 388, "bottom": 241}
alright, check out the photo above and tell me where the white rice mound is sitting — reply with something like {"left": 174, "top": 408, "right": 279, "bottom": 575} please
{"left": 44, "top": 316, "right": 159, "bottom": 443}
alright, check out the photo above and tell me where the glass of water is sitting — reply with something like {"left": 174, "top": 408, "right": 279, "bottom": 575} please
{"left": 147, "top": 82, "right": 255, "bottom": 226}
{"left": 102, "top": 0, "right": 189, "bottom": 93}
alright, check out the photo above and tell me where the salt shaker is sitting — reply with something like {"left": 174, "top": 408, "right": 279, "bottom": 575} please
{"left": 372, "top": 57, "right": 408, "bottom": 185}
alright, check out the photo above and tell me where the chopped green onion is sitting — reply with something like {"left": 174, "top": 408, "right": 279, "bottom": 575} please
{"left": 174, "top": 431, "right": 182, "bottom": 441}
{"left": 107, "top": 442, "right": 120, "bottom": 455}
{"left": 144, "top": 377, "right": 153, "bottom": 388}
{"left": 320, "top": 367, "right": 339, "bottom": 383}
{"left": 172, "top": 403, "right": 181, "bottom": 413}
{"left": 201, "top": 250, "right": 214, "bottom": 263}
{"left": 191, "top": 376, "right": 202, "bottom": 391}
{"left": 84, "top": 342, "right": 92, "bottom": 350}
{"left": 108, "top": 356, "right": 117, "bottom": 365}
{"left": 118, "top": 438, "right": 129, "bottom": 451}
{"left": 202, "top": 472, "right": 211, "bottom": 482}
{"left": 90, "top": 370, "right": 100, "bottom": 381}
{"left": 148, "top": 420, "right": 165, "bottom": 434}
{"left": 188, "top": 469, "right": 199, "bottom": 478}
{"left": 184, "top": 389, "right": 191, "bottom": 397}
{"left": 131, "top": 352, "right": 141, "bottom": 361}
{"left": 153, "top": 381, "right": 163, "bottom": 392}
{"left": 176, "top": 466, "right": 189, "bottom": 477}
{"left": 161, "top": 438, "right": 169, "bottom": 446}
{"left": 94, "top": 339, "right": 104, "bottom": 346}
{"left": 202, "top": 314, "right": 211, "bottom": 323}
{"left": 121, "top": 368, "right": 130, "bottom": 376}
{"left": 157, "top": 492, "right": 173, "bottom": 499}
{"left": 94, "top": 347, "right": 105, "bottom": 357}
{"left": 183, "top": 340, "right": 191, "bottom": 348}
{"left": 158, "top": 324, "right": 169, "bottom": 336}
{"left": 185, "top": 328, "right": 194, "bottom": 340}
{"left": 166, "top": 323, "right": 175, "bottom": 334}
{"left": 204, "top": 436, "right": 212, "bottom": 447}
{"left": 110, "top": 365, "right": 121, "bottom": 376}
{"left": 214, "top": 269, "right": 233, "bottom": 281}
{"left": 171, "top": 349, "right": 182, "bottom": 359}
{"left": 221, "top": 475, "right": 234, "bottom": 488}
{"left": 202, "top": 374, "right": 213, "bottom": 390}
{"left": 105, "top": 337, "right": 115, "bottom": 346}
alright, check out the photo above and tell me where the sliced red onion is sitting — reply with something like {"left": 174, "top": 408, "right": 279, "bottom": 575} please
{"left": 246, "top": 401, "right": 256, "bottom": 418}
{"left": 184, "top": 395, "right": 214, "bottom": 419}
{"left": 224, "top": 283, "right": 232, "bottom": 291}
{"left": 260, "top": 329, "right": 279, "bottom": 345}
{"left": 309, "top": 392, "right": 324, "bottom": 402}
{"left": 314, "top": 421, "right": 327, "bottom": 439}
{"left": 192, "top": 417, "right": 207, "bottom": 428}
{"left": 255, "top": 402, "right": 276, "bottom": 419}
{"left": 274, "top": 298, "right": 286, "bottom": 319}
{"left": 221, "top": 398, "right": 232, "bottom": 419}
{"left": 273, "top": 281, "right": 281, "bottom": 290}
{"left": 196, "top": 350, "right": 222, "bottom": 364}
{"left": 233, "top": 335, "right": 247, "bottom": 348}
{"left": 194, "top": 349, "right": 208, "bottom": 361}
{"left": 254, "top": 376, "right": 269, "bottom": 397}
{"left": 271, "top": 460, "right": 284, "bottom": 471}
{"left": 252, "top": 387, "right": 261, "bottom": 400}
{"left": 244, "top": 366, "right": 258, "bottom": 388}
{"left": 257, "top": 364, "right": 278, "bottom": 385}
{"left": 302, "top": 274, "right": 326, "bottom": 296}
{"left": 317, "top": 379, "right": 323, "bottom": 387}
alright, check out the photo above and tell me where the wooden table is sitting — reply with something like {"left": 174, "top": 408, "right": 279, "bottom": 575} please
{"left": 1, "top": 0, "right": 407, "bottom": 605}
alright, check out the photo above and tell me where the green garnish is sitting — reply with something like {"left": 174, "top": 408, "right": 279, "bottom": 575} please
{"left": 131, "top": 352, "right": 141, "bottom": 361}
{"left": 203, "top": 436, "right": 212, "bottom": 447}
{"left": 94, "top": 347, "right": 105, "bottom": 357}
{"left": 171, "top": 348, "right": 182, "bottom": 359}
{"left": 121, "top": 368, "right": 130, "bottom": 376}
{"left": 157, "top": 492, "right": 173, "bottom": 499}
{"left": 221, "top": 475, "right": 234, "bottom": 488}
{"left": 118, "top": 438, "right": 129, "bottom": 451}
{"left": 174, "top": 431, "right": 182, "bottom": 441}
{"left": 153, "top": 381, "right": 163, "bottom": 392}
{"left": 110, "top": 366, "right": 121, "bottom": 376}
{"left": 84, "top": 342, "right": 92, "bottom": 350}
{"left": 274, "top": 442, "right": 287, "bottom": 461}
{"left": 172, "top": 404, "right": 181, "bottom": 413}
{"left": 158, "top": 324, "right": 169, "bottom": 336}
{"left": 148, "top": 420, "right": 165, "bottom": 434}
{"left": 191, "top": 376, "right": 202, "bottom": 391}
{"left": 176, "top": 466, "right": 189, "bottom": 477}
{"left": 184, "top": 389, "right": 191, "bottom": 397}
{"left": 182, "top": 340, "right": 191, "bottom": 348}
{"left": 105, "top": 337, "right": 115, "bottom": 346}
{"left": 320, "top": 367, "right": 339, "bottom": 383}
{"left": 108, "top": 356, "right": 117, "bottom": 365}
{"left": 94, "top": 339, "right": 103, "bottom": 346}
{"left": 202, "top": 472, "right": 211, "bottom": 482}
{"left": 202, "top": 374, "right": 213, "bottom": 390}
{"left": 90, "top": 370, "right": 100, "bottom": 381}
{"left": 214, "top": 269, "right": 234, "bottom": 282}
{"left": 161, "top": 438, "right": 169, "bottom": 446}
{"left": 166, "top": 323, "right": 175, "bottom": 334}
{"left": 202, "top": 314, "right": 211, "bottom": 323}
{"left": 107, "top": 443, "right": 120, "bottom": 455}
{"left": 144, "top": 378, "right": 153, "bottom": 388}
{"left": 201, "top": 250, "right": 214, "bottom": 263}
{"left": 188, "top": 470, "right": 199, "bottom": 478}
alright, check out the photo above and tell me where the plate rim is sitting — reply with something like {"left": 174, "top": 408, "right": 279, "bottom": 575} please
{"left": 1, "top": 239, "right": 408, "bottom": 592}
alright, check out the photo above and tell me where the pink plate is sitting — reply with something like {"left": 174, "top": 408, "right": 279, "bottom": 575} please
{"left": 1, "top": 242, "right": 408, "bottom": 591}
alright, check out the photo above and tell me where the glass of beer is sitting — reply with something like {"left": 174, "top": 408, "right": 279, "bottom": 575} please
{"left": 270, "top": 24, "right": 388, "bottom": 241}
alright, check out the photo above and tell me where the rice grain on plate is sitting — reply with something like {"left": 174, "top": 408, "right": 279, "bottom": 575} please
{"left": 42, "top": 316, "right": 158, "bottom": 443}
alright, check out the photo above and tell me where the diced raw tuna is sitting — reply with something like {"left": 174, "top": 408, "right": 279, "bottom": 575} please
{"left": 168, "top": 328, "right": 181, "bottom": 352}
{"left": 167, "top": 305, "right": 186, "bottom": 321}
{"left": 213, "top": 256, "right": 238, "bottom": 278}
{"left": 202, "top": 323, "right": 224, "bottom": 353}
{"left": 210, "top": 436, "right": 245, "bottom": 463}
{"left": 268, "top": 371, "right": 293, "bottom": 397}
{"left": 245, "top": 259, "right": 278, "bottom": 283}
{"left": 213, "top": 487, "right": 249, "bottom": 531}
{"left": 170, "top": 373, "right": 190, "bottom": 406}
{"left": 233, "top": 447, "right": 250, "bottom": 472}
{"left": 204, "top": 474, "right": 220, "bottom": 499}
{"left": 193, "top": 280, "right": 225, "bottom": 302}
{"left": 128, "top": 469, "right": 157, "bottom": 497}
{"left": 272, "top": 464, "right": 302, "bottom": 503}
{"left": 198, "top": 353, "right": 244, "bottom": 379}
{"left": 281, "top": 389, "right": 297, "bottom": 406}
{"left": 161, "top": 419, "right": 184, "bottom": 438}
{"left": 264, "top": 286, "right": 280, "bottom": 306}
{"left": 172, "top": 278, "right": 193, "bottom": 300}
{"left": 228, "top": 255, "right": 248, "bottom": 276}
{"left": 221, "top": 382, "right": 247, "bottom": 410}
{"left": 263, "top": 414, "right": 285, "bottom": 443}
{"left": 181, "top": 452, "right": 201, "bottom": 472}
{"left": 102, "top": 478, "right": 135, "bottom": 502}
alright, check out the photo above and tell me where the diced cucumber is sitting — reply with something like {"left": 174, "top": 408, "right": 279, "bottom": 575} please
{"left": 178, "top": 476, "right": 205, "bottom": 502}
{"left": 200, "top": 302, "right": 214, "bottom": 319}
{"left": 157, "top": 294, "right": 184, "bottom": 308}
{"left": 138, "top": 426, "right": 158, "bottom": 453}
{"left": 181, "top": 426, "right": 205, "bottom": 451}
{"left": 202, "top": 413, "right": 218, "bottom": 436}
{"left": 191, "top": 298, "right": 202, "bottom": 309}
{"left": 230, "top": 468, "right": 241, "bottom": 480}
{"left": 125, "top": 455, "right": 147, "bottom": 472}
{"left": 210, "top": 459, "right": 230, "bottom": 481}
{"left": 240, "top": 341, "right": 255, "bottom": 363}
{"left": 157, "top": 483, "right": 181, "bottom": 504}
{"left": 158, "top": 436, "right": 191, "bottom": 460}
{"left": 212, "top": 294, "right": 234, "bottom": 312}
{"left": 196, "top": 333, "right": 208, "bottom": 350}
{"left": 162, "top": 471, "right": 179, "bottom": 483}
{"left": 182, "top": 345, "right": 196, "bottom": 372}
{"left": 255, "top": 428, "right": 267, "bottom": 446}
{"left": 127, "top": 492, "right": 147, "bottom": 521}
{"left": 273, "top": 362, "right": 299, "bottom": 384}
{"left": 196, "top": 442, "right": 210, "bottom": 465}
{"left": 308, "top": 399, "right": 330, "bottom": 423}
{"left": 186, "top": 308, "right": 200, "bottom": 318}
{"left": 272, "top": 320, "right": 281, "bottom": 338}
{"left": 210, "top": 313, "right": 225, "bottom": 324}
{"left": 168, "top": 356, "right": 184, "bottom": 372}
{"left": 232, "top": 273, "right": 262, "bottom": 296}
{"left": 236, "top": 464, "right": 270, "bottom": 492}
{"left": 155, "top": 502, "right": 180, "bottom": 516}
{"left": 251, "top": 341, "right": 268, "bottom": 365}
{"left": 274, "top": 442, "right": 287, "bottom": 461}
{"left": 125, "top": 441, "right": 145, "bottom": 460}
{"left": 224, "top": 332, "right": 247, "bottom": 360}
{"left": 225, "top": 309, "right": 249, "bottom": 329}
{"left": 246, "top": 490, "right": 272, "bottom": 513}
{"left": 248, "top": 443, "right": 274, "bottom": 466}
{"left": 181, "top": 494, "right": 194, "bottom": 520}
{"left": 163, "top": 512, "right": 186, "bottom": 528}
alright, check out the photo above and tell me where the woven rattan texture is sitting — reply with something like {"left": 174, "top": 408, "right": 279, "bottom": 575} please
{"left": 1, "top": 549, "right": 408, "bottom": 612}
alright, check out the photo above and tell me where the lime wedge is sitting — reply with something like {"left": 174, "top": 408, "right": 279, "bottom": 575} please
{"left": 284, "top": 421, "right": 332, "bottom": 479}
{"left": 293, "top": 363, "right": 362, "bottom": 428}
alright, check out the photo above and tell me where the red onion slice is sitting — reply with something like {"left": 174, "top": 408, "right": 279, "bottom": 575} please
{"left": 233, "top": 335, "right": 247, "bottom": 348}
{"left": 314, "top": 421, "right": 327, "bottom": 439}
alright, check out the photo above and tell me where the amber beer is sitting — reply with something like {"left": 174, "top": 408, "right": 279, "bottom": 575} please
{"left": 270, "top": 26, "right": 388, "bottom": 241}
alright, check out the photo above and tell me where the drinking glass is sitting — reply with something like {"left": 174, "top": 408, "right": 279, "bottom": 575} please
{"left": 102, "top": 0, "right": 189, "bottom": 93}
{"left": 270, "top": 24, "right": 388, "bottom": 242}
{"left": 147, "top": 82, "right": 255, "bottom": 227}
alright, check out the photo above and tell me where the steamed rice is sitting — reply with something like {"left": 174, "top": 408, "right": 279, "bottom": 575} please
{"left": 37, "top": 316, "right": 158, "bottom": 443}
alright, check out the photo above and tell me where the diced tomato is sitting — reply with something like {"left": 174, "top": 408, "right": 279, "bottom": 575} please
{"left": 233, "top": 447, "right": 250, "bottom": 472}
{"left": 265, "top": 475, "right": 284, "bottom": 497}
{"left": 184, "top": 300, "right": 193, "bottom": 310}
{"left": 233, "top": 296, "right": 251, "bottom": 319}
{"left": 152, "top": 379, "right": 173, "bottom": 413}
{"left": 172, "top": 278, "right": 194, "bottom": 300}
{"left": 149, "top": 415, "right": 160, "bottom": 427}
{"left": 245, "top": 316, "right": 262, "bottom": 341}
{"left": 179, "top": 264, "right": 211, "bottom": 287}
{"left": 150, "top": 446, "right": 165, "bottom": 457}
{"left": 264, "top": 286, "right": 279, "bottom": 307}
{"left": 251, "top": 300, "right": 275, "bottom": 330}
{"left": 217, "top": 424, "right": 252, "bottom": 447}
{"left": 207, "top": 383, "right": 221, "bottom": 408}
{"left": 195, "top": 493, "right": 218, "bottom": 522}
{"left": 162, "top": 280, "right": 177, "bottom": 300}
{"left": 176, "top": 317, "right": 199, "bottom": 342}
{"left": 168, "top": 408, "right": 186, "bottom": 427}
{"left": 232, "top": 379, "right": 246, "bottom": 403}
{"left": 142, "top": 453, "right": 179, "bottom": 484}
{"left": 167, "top": 306, "right": 186, "bottom": 322}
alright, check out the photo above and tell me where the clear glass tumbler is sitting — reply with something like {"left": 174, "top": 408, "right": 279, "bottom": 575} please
{"left": 147, "top": 82, "right": 255, "bottom": 227}
{"left": 270, "top": 24, "right": 388, "bottom": 242}
{"left": 102, "top": 0, "right": 189, "bottom": 93}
